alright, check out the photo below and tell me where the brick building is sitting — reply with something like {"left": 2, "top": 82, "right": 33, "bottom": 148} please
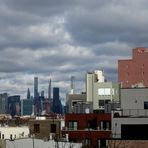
{"left": 62, "top": 113, "right": 111, "bottom": 148}
{"left": 118, "top": 47, "right": 148, "bottom": 88}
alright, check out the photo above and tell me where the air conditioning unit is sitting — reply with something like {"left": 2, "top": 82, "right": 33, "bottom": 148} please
{"left": 113, "top": 110, "right": 122, "bottom": 117}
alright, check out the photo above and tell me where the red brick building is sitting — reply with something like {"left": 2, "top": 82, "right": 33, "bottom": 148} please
{"left": 62, "top": 113, "right": 111, "bottom": 148}
{"left": 118, "top": 47, "right": 148, "bottom": 88}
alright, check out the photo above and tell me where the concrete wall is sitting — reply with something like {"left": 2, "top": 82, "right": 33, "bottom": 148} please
{"left": 0, "top": 140, "right": 5, "bottom": 148}
{"left": 6, "top": 138, "right": 82, "bottom": 148}
{"left": 67, "top": 94, "right": 86, "bottom": 113}
{"left": 0, "top": 126, "right": 29, "bottom": 140}
{"left": 86, "top": 73, "right": 94, "bottom": 102}
{"left": 121, "top": 88, "right": 148, "bottom": 110}
{"left": 93, "top": 82, "right": 120, "bottom": 110}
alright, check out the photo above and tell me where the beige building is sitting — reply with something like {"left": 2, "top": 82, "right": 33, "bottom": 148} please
{"left": 67, "top": 93, "right": 86, "bottom": 113}
{"left": 86, "top": 70, "right": 120, "bottom": 111}
{"left": 28, "top": 117, "right": 64, "bottom": 140}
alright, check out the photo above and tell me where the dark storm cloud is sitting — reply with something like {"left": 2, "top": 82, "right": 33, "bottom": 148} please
{"left": 65, "top": 0, "right": 148, "bottom": 46}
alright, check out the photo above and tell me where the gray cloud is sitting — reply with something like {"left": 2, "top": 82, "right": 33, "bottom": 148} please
{"left": 0, "top": 0, "right": 147, "bottom": 98}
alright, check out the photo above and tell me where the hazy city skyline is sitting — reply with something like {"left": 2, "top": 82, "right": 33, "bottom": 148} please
{"left": 0, "top": 0, "right": 148, "bottom": 98}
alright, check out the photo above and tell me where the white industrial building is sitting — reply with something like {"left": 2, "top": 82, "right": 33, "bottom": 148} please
{"left": 86, "top": 70, "right": 120, "bottom": 111}
{"left": 112, "top": 87, "right": 148, "bottom": 139}
{"left": 0, "top": 126, "right": 29, "bottom": 140}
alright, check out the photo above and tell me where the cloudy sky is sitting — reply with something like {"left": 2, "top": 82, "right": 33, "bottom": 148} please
{"left": 0, "top": 0, "right": 148, "bottom": 99}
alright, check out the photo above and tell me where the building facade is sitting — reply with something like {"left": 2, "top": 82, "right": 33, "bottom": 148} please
{"left": 112, "top": 87, "right": 148, "bottom": 139}
{"left": 34, "top": 77, "right": 38, "bottom": 99}
{"left": 62, "top": 113, "right": 111, "bottom": 148}
{"left": 67, "top": 93, "right": 86, "bottom": 113}
{"left": 28, "top": 118, "right": 64, "bottom": 140}
{"left": 118, "top": 47, "right": 148, "bottom": 88}
{"left": 21, "top": 99, "right": 33, "bottom": 116}
{"left": 53, "top": 87, "right": 62, "bottom": 114}
{"left": 121, "top": 88, "right": 148, "bottom": 111}
{"left": 7, "top": 95, "right": 20, "bottom": 116}
{"left": 86, "top": 70, "right": 105, "bottom": 102}
{"left": 0, "top": 93, "right": 8, "bottom": 114}
{"left": 86, "top": 71, "right": 120, "bottom": 111}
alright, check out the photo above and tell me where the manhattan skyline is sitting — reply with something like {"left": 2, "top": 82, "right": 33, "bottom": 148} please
{"left": 0, "top": 0, "right": 148, "bottom": 98}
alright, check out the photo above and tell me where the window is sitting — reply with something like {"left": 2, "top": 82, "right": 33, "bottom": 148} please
{"left": 99, "top": 100, "right": 110, "bottom": 107}
{"left": 98, "top": 88, "right": 111, "bottom": 96}
{"left": 104, "top": 88, "right": 111, "bottom": 95}
{"left": 105, "top": 100, "right": 110, "bottom": 104}
{"left": 144, "top": 102, "right": 148, "bottom": 109}
{"left": 99, "top": 100, "right": 104, "bottom": 106}
{"left": 51, "top": 124, "right": 56, "bottom": 133}
{"left": 98, "top": 88, "right": 104, "bottom": 95}
{"left": 100, "top": 121, "right": 111, "bottom": 130}
{"left": 82, "top": 139, "right": 91, "bottom": 147}
{"left": 68, "top": 121, "right": 78, "bottom": 130}
{"left": 98, "top": 139, "right": 108, "bottom": 148}
{"left": 34, "top": 124, "right": 40, "bottom": 133}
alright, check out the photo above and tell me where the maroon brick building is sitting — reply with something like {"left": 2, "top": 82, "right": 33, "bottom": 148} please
{"left": 62, "top": 113, "right": 111, "bottom": 148}
{"left": 118, "top": 47, "right": 148, "bottom": 88}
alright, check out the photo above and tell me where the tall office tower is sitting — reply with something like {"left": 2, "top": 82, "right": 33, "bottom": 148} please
{"left": 53, "top": 87, "right": 62, "bottom": 114}
{"left": 34, "top": 77, "right": 38, "bottom": 99}
{"left": 118, "top": 47, "right": 148, "bottom": 88}
{"left": 7, "top": 95, "right": 20, "bottom": 116}
{"left": 27, "top": 88, "right": 31, "bottom": 99}
{"left": 0, "top": 93, "right": 8, "bottom": 114}
{"left": 48, "top": 79, "right": 51, "bottom": 99}
{"left": 41, "top": 90, "right": 44, "bottom": 98}
{"left": 21, "top": 99, "right": 33, "bottom": 116}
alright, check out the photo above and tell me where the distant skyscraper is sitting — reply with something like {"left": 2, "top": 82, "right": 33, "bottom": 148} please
{"left": 27, "top": 88, "right": 31, "bottom": 99}
{"left": 7, "top": 95, "right": 20, "bottom": 116}
{"left": 0, "top": 93, "right": 8, "bottom": 114}
{"left": 53, "top": 87, "right": 62, "bottom": 114}
{"left": 21, "top": 99, "right": 33, "bottom": 116}
{"left": 70, "top": 76, "right": 75, "bottom": 94}
{"left": 34, "top": 77, "right": 38, "bottom": 99}
{"left": 41, "top": 90, "right": 44, "bottom": 98}
{"left": 48, "top": 79, "right": 51, "bottom": 99}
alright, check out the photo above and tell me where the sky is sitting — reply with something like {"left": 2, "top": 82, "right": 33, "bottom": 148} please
{"left": 0, "top": 0, "right": 148, "bottom": 99}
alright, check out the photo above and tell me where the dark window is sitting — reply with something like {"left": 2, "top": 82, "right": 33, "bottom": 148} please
{"left": 144, "top": 102, "right": 148, "bottom": 109}
{"left": 99, "top": 100, "right": 104, "bottom": 106}
{"left": 82, "top": 139, "right": 91, "bottom": 147}
{"left": 100, "top": 121, "right": 111, "bottom": 130}
{"left": 68, "top": 121, "right": 77, "bottom": 130}
{"left": 88, "top": 117, "right": 97, "bottom": 129}
{"left": 34, "top": 124, "right": 40, "bottom": 133}
{"left": 51, "top": 124, "right": 56, "bottom": 133}
{"left": 99, "top": 100, "right": 110, "bottom": 107}
{"left": 121, "top": 124, "right": 148, "bottom": 139}
{"left": 99, "top": 139, "right": 107, "bottom": 148}
{"left": 105, "top": 100, "right": 110, "bottom": 104}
